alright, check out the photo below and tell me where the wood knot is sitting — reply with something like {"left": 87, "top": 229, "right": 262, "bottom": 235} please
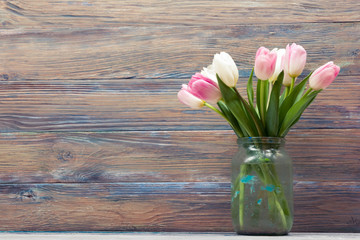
{"left": 351, "top": 49, "right": 360, "bottom": 57}
{"left": 57, "top": 150, "right": 74, "bottom": 162}
{"left": 0, "top": 74, "right": 9, "bottom": 81}
{"left": 17, "top": 189, "right": 37, "bottom": 201}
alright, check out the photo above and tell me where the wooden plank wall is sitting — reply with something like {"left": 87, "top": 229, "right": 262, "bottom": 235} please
{"left": 0, "top": 0, "right": 359, "bottom": 232}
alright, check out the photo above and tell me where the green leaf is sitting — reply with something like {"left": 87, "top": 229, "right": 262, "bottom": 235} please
{"left": 295, "top": 73, "right": 313, "bottom": 103}
{"left": 265, "top": 71, "right": 284, "bottom": 136}
{"left": 256, "top": 79, "right": 269, "bottom": 126}
{"left": 279, "top": 86, "right": 287, "bottom": 105}
{"left": 234, "top": 87, "right": 265, "bottom": 136}
{"left": 217, "top": 74, "right": 258, "bottom": 136}
{"left": 278, "top": 90, "right": 321, "bottom": 137}
{"left": 280, "top": 94, "right": 317, "bottom": 136}
{"left": 247, "top": 68, "right": 254, "bottom": 106}
{"left": 217, "top": 101, "right": 244, "bottom": 137}
{"left": 280, "top": 116, "right": 300, "bottom": 137}
{"left": 245, "top": 68, "right": 260, "bottom": 130}
{"left": 279, "top": 72, "right": 312, "bottom": 127}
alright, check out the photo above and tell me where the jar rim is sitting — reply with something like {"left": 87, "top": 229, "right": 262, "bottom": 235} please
{"left": 237, "top": 137, "right": 285, "bottom": 144}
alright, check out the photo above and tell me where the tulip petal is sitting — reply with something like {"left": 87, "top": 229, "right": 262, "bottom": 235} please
{"left": 201, "top": 65, "right": 217, "bottom": 83}
{"left": 190, "top": 79, "right": 221, "bottom": 104}
{"left": 177, "top": 87, "right": 204, "bottom": 109}
{"left": 269, "top": 48, "right": 286, "bottom": 83}
{"left": 282, "top": 71, "right": 293, "bottom": 87}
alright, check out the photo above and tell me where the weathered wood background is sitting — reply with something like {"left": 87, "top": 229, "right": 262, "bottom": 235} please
{"left": 0, "top": 0, "right": 359, "bottom": 232}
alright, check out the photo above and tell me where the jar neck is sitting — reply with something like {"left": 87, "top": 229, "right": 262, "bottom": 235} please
{"left": 237, "top": 137, "right": 285, "bottom": 149}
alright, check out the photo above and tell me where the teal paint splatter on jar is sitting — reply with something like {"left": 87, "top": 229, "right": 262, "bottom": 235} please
{"left": 241, "top": 175, "right": 257, "bottom": 193}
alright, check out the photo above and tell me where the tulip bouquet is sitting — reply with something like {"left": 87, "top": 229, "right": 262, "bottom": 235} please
{"left": 177, "top": 43, "right": 340, "bottom": 233}
{"left": 178, "top": 43, "right": 340, "bottom": 138}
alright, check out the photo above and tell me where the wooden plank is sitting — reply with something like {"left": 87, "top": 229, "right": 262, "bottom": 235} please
{"left": 1, "top": 0, "right": 359, "bottom": 30}
{"left": 0, "top": 181, "right": 358, "bottom": 232}
{"left": 0, "top": 77, "right": 358, "bottom": 132}
{"left": 0, "top": 129, "right": 358, "bottom": 184}
{"left": 0, "top": 23, "right": 359, "bottom": 80}
{"left": 294, "top": 182, "right": 360, "bottom": 233}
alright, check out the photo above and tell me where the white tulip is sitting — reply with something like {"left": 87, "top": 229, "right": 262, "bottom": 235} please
{"left": 269, "top": 48, "right": 286, "bottom": 84}
{"left": 201, "top": 64, "right": 217, "bottom": 83}
{"left": 212, "top": 52, "right": 239, "bottom": 87}
{"left": 283, "top": 71, "right": 294, "bottom": 87}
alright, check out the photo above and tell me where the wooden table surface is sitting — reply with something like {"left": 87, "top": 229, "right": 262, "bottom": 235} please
{"left": 0, "top": 0, "right": 359, "bottom": 233}
{"left": 1, "top": 233, "right": 360, "bottom": 240}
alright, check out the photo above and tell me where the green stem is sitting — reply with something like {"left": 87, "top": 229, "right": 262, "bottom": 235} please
{"left": 268, "top": 164, "right": 291, "bottom": 217}
{"left": 289, "top": 77, "right": 296, "bottom": 94}
{"left": 253, "top": 161, "right": 290, "bottom": 231}
{"left": 284, "top": 86, "right": 290, "bottom": 98}
{"left": 204, "top": 102, "right": 224, "bottom": 117}
{"left": 302, "top": 88, "right": 313, "bottom": 99}
{"left": 267, "top": 82, "right": 273, "bottom": 109}
{"left": 259, "top": 80, "right": 268, "bottom": 127}
{"left": 274, "top": 195, "right": 288, "bottom": 228}
{"left": 238, "top": 164, "right": 247, "bottom": 230}
{"left": 262, "top": 163, "right": 288, "bottom": 229}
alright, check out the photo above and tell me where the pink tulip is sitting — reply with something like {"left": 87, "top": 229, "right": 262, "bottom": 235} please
{"left": 309, "top": 61, "right": 340, "bottom": 90}
{"left": 177, "top": 84, "right": 205, "bottom": 109}
{"left": 284, "top": 43, "right": 307, "bottom": 78}
{"left": 254, "top": 47, "right": 277, "bottom": 80}
{"left": 188, "top": 73, "right": 221, "bottom": 104}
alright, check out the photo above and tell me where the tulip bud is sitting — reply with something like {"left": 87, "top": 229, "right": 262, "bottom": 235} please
{"left": 254, "top": 47, "right": 277, "bottom": 80}
{"left": 212, "top": 52, "right": 239, "bottom": 87}
{"left": 268, "top": 48, "right": 286, "bottom": 83}
{"left": 201, "top": 65, "right": 217, "bottom": 83}
{"left": 309, "top": 61, "right": 340, "bottom": 90}
{"left": 188, "top": 73, "right": 222, "bottom": 104}
{"left": 284, "top": 43, "right": 307, "bottom": 78}
{"left": 177, "top": 84, "right": 205, "bottom": 109}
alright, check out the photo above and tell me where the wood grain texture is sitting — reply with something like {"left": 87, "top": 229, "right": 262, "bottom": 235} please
{"left": 1, "top": 0, "right": 359, "bottom": 30}
{"left": 0, "top": 181, "right": 358, "bottom": 232}
{"left": 0, "top": 23, "right": 359, "bottom": 80}
{"left": 0, "top": 77, "right": 358, "bottom": 132}
{"left": 0, "top": 0, "right": 359, "bottom": 233}
{"left": 0, "top": 130, "right": 359, "bottom": 184}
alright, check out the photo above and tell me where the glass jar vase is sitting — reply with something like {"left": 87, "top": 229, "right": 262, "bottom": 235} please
{"left": 231, "top": 137, "right": 293, "bottom": 235}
